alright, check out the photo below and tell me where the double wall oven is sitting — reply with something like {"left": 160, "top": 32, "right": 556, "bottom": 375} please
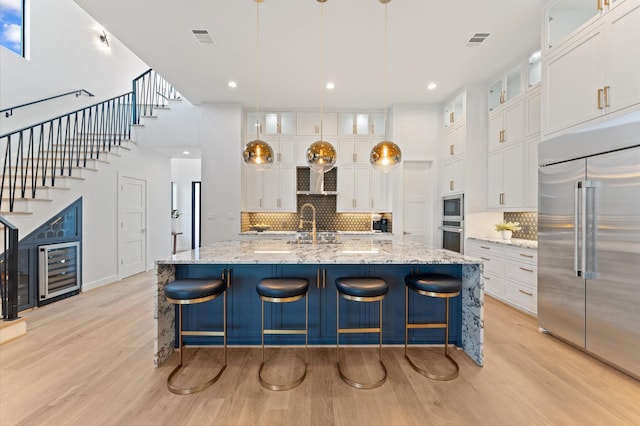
{"left": 441, "top": 194, "right": 464, "bottom": 253}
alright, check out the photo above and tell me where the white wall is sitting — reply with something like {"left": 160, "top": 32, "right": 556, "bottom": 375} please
{"left": 199, "top": 103, "right": 243, "bottom": 243}
{"left": 171, "top": 158, "right": 202, "bottom": 251}
{"left": 0, "top": 0, "right": 148, "bottom": 133}
{"left": 389, "top": 104, "right": 440, "bottom": 239}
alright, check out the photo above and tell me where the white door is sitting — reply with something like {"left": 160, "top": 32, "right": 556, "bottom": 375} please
{"left": 118, "top": 176, "right": 146, "bottom": 278}
{"left": 403, "top": 161, "right": 433, "bottom": 244}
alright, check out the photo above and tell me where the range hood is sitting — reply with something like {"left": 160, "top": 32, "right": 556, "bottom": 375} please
{"left": 296, "top": 167, "right": 338, "bottom": 195}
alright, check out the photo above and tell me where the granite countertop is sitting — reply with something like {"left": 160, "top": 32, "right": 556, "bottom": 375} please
{"left": 157, "top": 239, "right": 481, "bottom": 265}
{"left": 467, "top": 236, "right": 538, "bottom": 250}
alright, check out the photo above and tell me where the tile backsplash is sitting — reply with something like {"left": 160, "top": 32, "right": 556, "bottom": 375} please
{"left": 242, "top": 195, "right": 392, "bottom": 233}
{"left": 504, "top": 211, "right": 537, "bottom": 240}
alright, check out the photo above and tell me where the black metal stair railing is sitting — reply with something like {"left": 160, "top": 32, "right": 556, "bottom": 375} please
{"left": 0, "top": 69, "right": 180, "bottom": 214}
{"left": 0, "top": 89, "right": 94, "bottom": 118}
{"left": 0, "top": 217, "right": 19, "bottom": 320}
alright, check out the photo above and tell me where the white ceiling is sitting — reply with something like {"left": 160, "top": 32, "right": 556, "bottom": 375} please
{"left": 74, "top": 0, "right": 547, "bottom": 110}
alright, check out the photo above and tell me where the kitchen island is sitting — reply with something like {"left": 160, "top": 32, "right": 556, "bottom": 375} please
{"left": 155, "top": 239, "right": 484, "bottom": 367}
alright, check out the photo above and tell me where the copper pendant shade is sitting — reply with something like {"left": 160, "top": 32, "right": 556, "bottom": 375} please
{"left": 243, "top": 139, "right": 274, "bottom": 170}
{"left": 370, "top": 140, "right": 401, "bottom": 172}
{"left": 306, "top": 140, "right": 336, "bottom": 173}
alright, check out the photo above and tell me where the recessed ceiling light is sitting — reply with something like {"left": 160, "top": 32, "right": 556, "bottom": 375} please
{"left": 427, "top": 82, "right": 437, "bottom": 90}
{"left": 182, "top": 151, "right": 190, "bottom": 155}
{"left": 326, "top": 82, "right": 335, "bottom": 90}
{"left": 228, "top": 81, "right": 237, "bottom": 88}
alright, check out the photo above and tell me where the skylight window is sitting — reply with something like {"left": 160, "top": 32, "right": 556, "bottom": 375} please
{"left": 0, "top": 0, "right": 25, "bottom": 56}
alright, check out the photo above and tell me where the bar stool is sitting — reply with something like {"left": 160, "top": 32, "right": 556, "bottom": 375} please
{"left": 404, "top": 273, "right": 461, "bottom": 381}
{"left": 335, "top": 276, "right": 388, "bottom": 389}
{"left": 164, "top": 277, "right": 227, "bottom": 395}
{"left": 256, "top": 277, "right": 309, "bottom": 391}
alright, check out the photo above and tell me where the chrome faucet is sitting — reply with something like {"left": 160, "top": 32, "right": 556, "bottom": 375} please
{"left": 299, "top": 203, "right": 317, "bottom": 245}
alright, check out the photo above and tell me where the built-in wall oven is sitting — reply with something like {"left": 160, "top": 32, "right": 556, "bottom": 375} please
{"left": 441, "top": 194, "right": 464, "bottom": 253}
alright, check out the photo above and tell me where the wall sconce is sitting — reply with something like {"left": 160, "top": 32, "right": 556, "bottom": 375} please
{"left": 99, "top": 30, "right": 109, "bottom": 47}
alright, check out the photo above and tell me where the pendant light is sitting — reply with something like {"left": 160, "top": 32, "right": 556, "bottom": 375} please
{"left": 306, "top": 0, "right": 337, "bottom": 174}
{"left": 370, "top": 0, "right": 401, "bottom": 173}
{"left": 243, "top": 0, "right": 274, "bottom": 170}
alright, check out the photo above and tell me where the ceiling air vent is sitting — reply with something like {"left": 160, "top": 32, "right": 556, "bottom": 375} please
{"left": 192, "top": 29, "right": 215, "bottom": 44}
{"left": 466, "top": 33, "right": 490, "bottom": 47}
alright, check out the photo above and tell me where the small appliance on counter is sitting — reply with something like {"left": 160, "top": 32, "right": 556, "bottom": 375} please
{"left": 371, "top": 213, "right": 388, "bottom": 233}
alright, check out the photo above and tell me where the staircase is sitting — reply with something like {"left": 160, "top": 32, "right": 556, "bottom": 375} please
{"left": 0, "top": 69, "right": 180, "bottom": 223}
{"left": 0, "top": 69, "right": 181, "bottom": 320}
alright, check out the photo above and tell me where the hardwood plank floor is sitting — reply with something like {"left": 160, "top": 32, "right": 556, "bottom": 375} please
{"left": 1, "top": 270, "right": 638, "bottom": 425}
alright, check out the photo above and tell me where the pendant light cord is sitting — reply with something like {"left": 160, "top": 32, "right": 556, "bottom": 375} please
{"left": 320, "top": 1, "right": 325, "bottom": 140}
{"left": 255, "top": 1, "right": 261, "bottom": 140}
{"left": 384, "top": 2, "right": 389, "bottom": 140}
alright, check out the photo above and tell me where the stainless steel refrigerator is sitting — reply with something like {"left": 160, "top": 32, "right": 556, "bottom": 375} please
{"left": 538, "top": 119, "right": 640, "bottom": 379}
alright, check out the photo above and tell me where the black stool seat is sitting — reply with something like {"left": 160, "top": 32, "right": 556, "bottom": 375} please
{"left": 335, "top": 277, "right": 388, "bottom": 298}
{"left": 405, "top": 273, "right": 461, "bottom": 294}
{"left": 257, "top": 278, "right": 309, "bottom": 299}
{"left": 165, "top": 279, "right": 226, "bottom": 301}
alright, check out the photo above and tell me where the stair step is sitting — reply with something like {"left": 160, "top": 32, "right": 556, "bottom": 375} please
{"left": 0, "top": 316, "right": 28, "bottom": 344}
{"left": 22, "top": 156, "right": 111, "bottom": 166}
{"left": 6, "top": 166, "right": 98, "bottom": 177}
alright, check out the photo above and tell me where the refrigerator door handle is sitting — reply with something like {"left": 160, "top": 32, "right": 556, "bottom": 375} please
{"left": 584, "top": 180, "right": 598, "bottom": 280}
{"left": 581, "top": 181, "right": 588, "bottom": 279}
{"left": 575, "top": 181, "right": 582, "bottom": 277}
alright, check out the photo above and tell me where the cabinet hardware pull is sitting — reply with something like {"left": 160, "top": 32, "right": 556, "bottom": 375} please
{"left": 597, "top": 0, "right": 603, "bottom": 10}
{"left": 450, "top": 112, "right": 454, "bottom": 123}
{"left": 353, "top": 199, "right": 356, "bottom": 208}
{"left": 604, "top": 0, "right": 610, "bottom": 6}
{"left": 259, "top": 198, "right": 263, "bottom": 208}
{"left": 519, "top": 267, "right": 534, "bottom": 273}
{"left": 500, "top": 91, "right": 506, "bottom": 104}
{"left": 480, "top": 246, "right": 490, "bottom": 250}
{"left": 519, "top": 253, "right": 534, "bottom": 258}
{"left": 518, "top": 289, "right": 533, "bottom": 296}
{"left": 450, "top": 180, "right": 454, "bottom": 191}
{"left": 353, "top": 153, "right": 357, "bottom": 163}
{"left": 317, "top": 269, "right": 321, "bottom": 289}
{"left": 322, "top": 268, "right": 327, "bottom": 288}
{"left": 371, "top": 124, "right": 375, "bottom": 134}
{"left": 597, "top": 88, "right": 604, "bottom": 109}
{"left": 480, "top": 257, "right": 490, "bottom": 261}
{"left": 277, "top": 198, "right": 281, "bottom": 208}
{"left": 277, "top": 123, "right": 281, "bottom": 134}
{"left": 502, "top": 130, "right": 506, "bottom": 142}
{"left": 483, "top": 275, "right": 490, "bottom": 280}
{"left": 353, "top": 124, "right": 357, "bottom": 134}
{"left": 603, "top": 86, "right": 610, "bottom": 107}
{"left": 277, "top": 152, "right": 281, "bottom": 162}
{"left": 450, "top": 144, "right": 454, "bottom": 156}
{"left": 315, "top": 125, "right": 319, "bottom": 134}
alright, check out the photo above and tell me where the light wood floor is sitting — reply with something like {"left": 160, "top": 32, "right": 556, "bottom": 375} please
{"left": 1, "top": 271, "right": 639, "bottom": 426}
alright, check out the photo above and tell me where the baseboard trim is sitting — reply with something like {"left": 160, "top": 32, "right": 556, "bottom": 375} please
{"left": 83, "top": 274, "right": 119, "bottom": 292}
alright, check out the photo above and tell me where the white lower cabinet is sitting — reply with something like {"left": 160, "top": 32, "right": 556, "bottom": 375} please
{"left": 467, "top": 239, "right": 538, "bottom": 316}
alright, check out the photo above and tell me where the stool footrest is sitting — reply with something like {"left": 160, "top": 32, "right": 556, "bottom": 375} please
{"left": 264, "top": 329, "right": 307, "bottom": 335}
{"left": 338, "top": 327, "right": 381, "bottom": 334}
{"left": 167, "top": 349, "right": 227, "bottom": 395}
{"left": 181, "top": 330, "right": 225, "bottom": 337}
{"left": 407, "top": 323, "right": 446, "bottom": 330}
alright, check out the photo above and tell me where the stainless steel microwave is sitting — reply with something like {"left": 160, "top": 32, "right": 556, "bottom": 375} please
{"left": 442, "top": 194, "right": 464, "bottom": 222}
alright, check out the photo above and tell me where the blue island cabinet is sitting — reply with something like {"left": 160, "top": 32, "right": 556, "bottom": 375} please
{"left": 174, "top": 263, "right": 462, "bottom": 347}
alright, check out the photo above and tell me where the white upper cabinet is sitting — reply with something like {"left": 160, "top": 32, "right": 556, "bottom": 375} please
{"left": 542, "top": 0, "right": 640, "bottom": 137}
{"left": 488, "top": 100, "right": 525, "bottom": 152}
{"left": 545, "top": 0, "right": 624, "bottom": 55}
{"left": 443, "top": 92, "right": 465, "bottom": 130}
{"left": 338, "top": 137, "right": 375, "bottom": 166}
{"left": 443, "top": 121, "right": 466, "bottom": 158}
{"left": 528, "top": 50, "right": 542, "bottom": 89}
{"left": 487, "top": 142, "right": 524, "bottom": 209}
{"left": 488, "top": 63, "right": 523, "bottom": 113}
{"left": 264, "top": 112, "right": 296, "bottom": 135}
{"left": 337, "top": 165, "right": 371, "bottom": 212}
{"left": 339, "top": 112, "right": 385, "bottom": 136}
{"left": 297, "top": 112, "right": 338, "bottom": 136}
